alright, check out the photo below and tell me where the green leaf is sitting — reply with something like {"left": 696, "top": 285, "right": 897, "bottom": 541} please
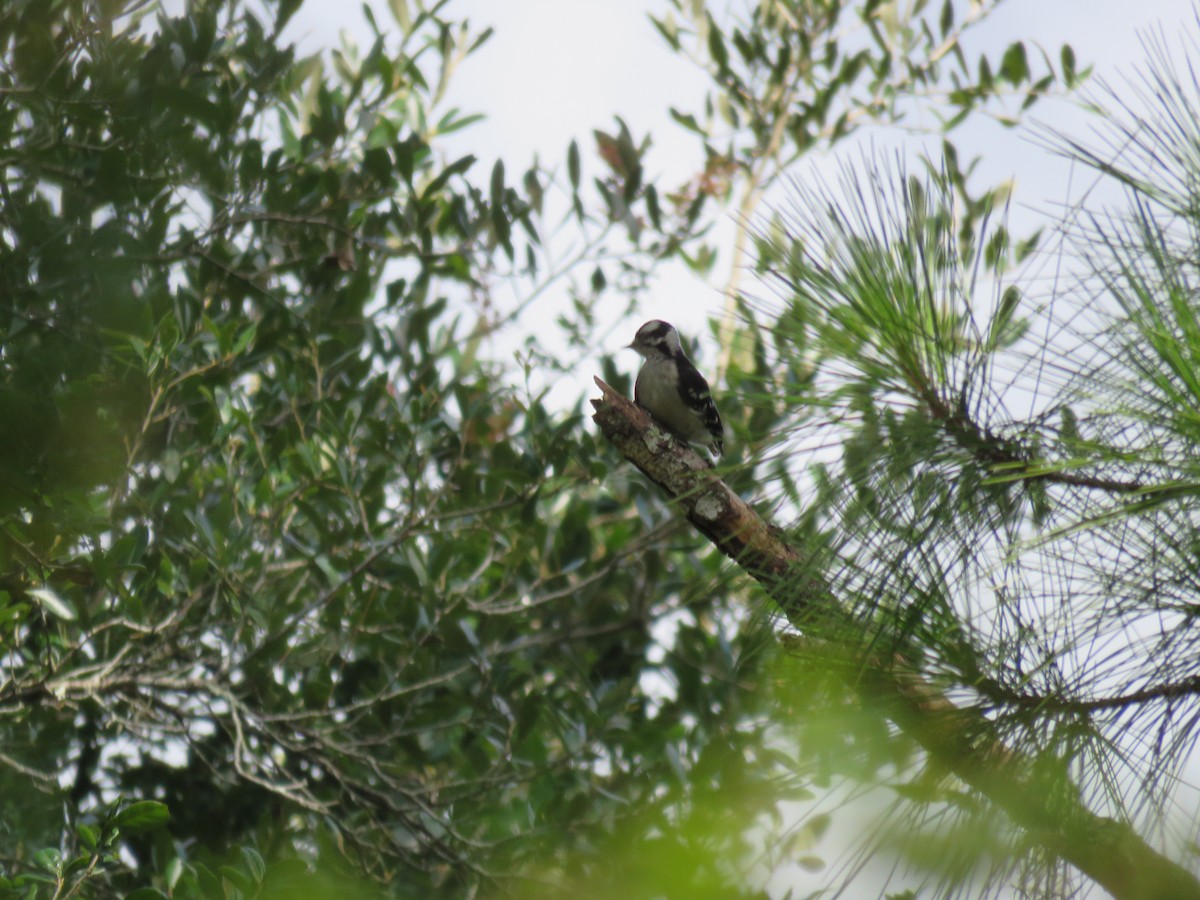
{"left": 388, "top": 0, "right": 411, "bottom": 32}
{"left": 1023, "top": 74, "right": 1054, "bottom": 110}
{"left": 469, "top": 26, "right": 495, "bottom": 54}
{"left": 669, "top": 107, "right": 704, "bottom": 135}
{"left": 233, "top": 322, "right": 257, "bottom": 356}
{"left": 645, "top": 183, "right": 662, "bottom": 231}
{"left": 274, "top": 0, "right": 303, "bottom": 33}
{"left": 28, "top": 587, "right": 76, "bottom": 621}
{"left": 490, "top": 159, "right": 505, "bottom": 211}
{"left": 63, "top": 854, "right": 92, "bottom": 876}
{"left": 999, "top": 41, "right": 1028, "bottom": 86}
{"left": 114, "top": 800, "right": 170, "bottom": 834}
{"left": 435, "top": 109, "right": 485, "bottom": 136}
{"left": 490, "top": 160, "right": 512, "bottom": 256}
{"left": 219, "top": 865, "right": 253, "bottom": 894}
{"left": 165, "top": 858, "right": 184, "bottom": 891}
{"left": 706, "top": 16, "right": 729, "bottom": 73}
{"left": 987, "top": 285, "right": 1026, "bottom": 350}
{"left": 76, "top": 823, "right": 99, "bottom": 852}
{"left": 240, "top": 847, "right": 266, "bottom": 884}
{"left": 421, "top": 154, "right": 476, "bottom": 200}
{"left": 939, "top": 0, "right": 953, "bottom": 38}
{"left": 978, "top": 56, "right": 993, "bottom": 91}
{"left": 732, "top": 29, "right": 757, "bottom": 65}
{"left": 125, "top": 889, "right": 169, "bottom": 900}
{"left": 33, "top": 847, "right": 62, "bottom": 874}
{"left": 648, "top": 14, "right": 681, "bottom": 51}
{"left": 567, "top": 139, "right": 580, "bottom": 191}
{"left": 1061, "top": 43, "right": 1077, "bottom": 87}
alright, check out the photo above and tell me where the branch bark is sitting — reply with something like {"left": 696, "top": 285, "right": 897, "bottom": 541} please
{"left": 591, "top": 376, "right": 1200, "bottom": 900}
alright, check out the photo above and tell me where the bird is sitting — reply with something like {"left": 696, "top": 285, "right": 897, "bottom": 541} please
{"left": 627, "top": 319, "right": 724, "bottom": 458}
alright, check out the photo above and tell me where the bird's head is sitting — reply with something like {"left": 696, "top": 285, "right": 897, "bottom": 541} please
{"left": 628, "top": 319, "right": 681, "bottom": 359}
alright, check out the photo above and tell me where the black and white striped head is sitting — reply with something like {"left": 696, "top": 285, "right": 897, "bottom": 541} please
{"left": 628, "top": 319, "right": 683, "bottom": 359}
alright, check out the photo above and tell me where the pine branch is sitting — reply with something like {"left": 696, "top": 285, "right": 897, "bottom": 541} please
{"left": 977, "top": 672, "right": 1200, "bottom": 715}
{"left": 921, "top": 388, "right": 1146, "bottom": 495}
{"left": 592, "top": 377, "right": 1200, "bottom": 900}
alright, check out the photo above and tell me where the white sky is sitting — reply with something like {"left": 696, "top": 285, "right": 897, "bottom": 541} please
{"left": 428, "top": 0, "right": 1189, "bottom": 333}
{"left": 278, "top": 2, "right": 1197, "bottom": 896}
{"left": 278, "top": 0, "right": 1190, "bottom": 393}
{"left": 286, "top": 0, "right": 1192, "bottom": 401}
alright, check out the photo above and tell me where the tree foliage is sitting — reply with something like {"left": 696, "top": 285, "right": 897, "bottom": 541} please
{"left": 7, "top": 0, "right": 1190, "bottom": 898}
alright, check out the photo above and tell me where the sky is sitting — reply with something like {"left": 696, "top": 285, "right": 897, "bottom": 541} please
{"left": 422, "top": 0, "right": 1190, "bottom": 350}
{"left": 277, "top": 1, "right": 1198, "bottom": 895}
{"left": 286, "top": 0, "right": 1192, "bottom": 402}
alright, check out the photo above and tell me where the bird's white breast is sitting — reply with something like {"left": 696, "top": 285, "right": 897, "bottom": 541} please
{"left": 636, "top": 357, "right": 710, "bottom": 443}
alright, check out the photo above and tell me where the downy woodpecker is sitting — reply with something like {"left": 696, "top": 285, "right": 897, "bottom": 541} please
{"left": 628, "top": 319, "right": 724, "bottom": 458}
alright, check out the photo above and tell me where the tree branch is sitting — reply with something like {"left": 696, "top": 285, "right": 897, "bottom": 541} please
{"left": 591, "top": 376, "right": 1200, "bottom": 900}
{"left": 921, "top": 390, "right": 1146, "bottom": 495}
